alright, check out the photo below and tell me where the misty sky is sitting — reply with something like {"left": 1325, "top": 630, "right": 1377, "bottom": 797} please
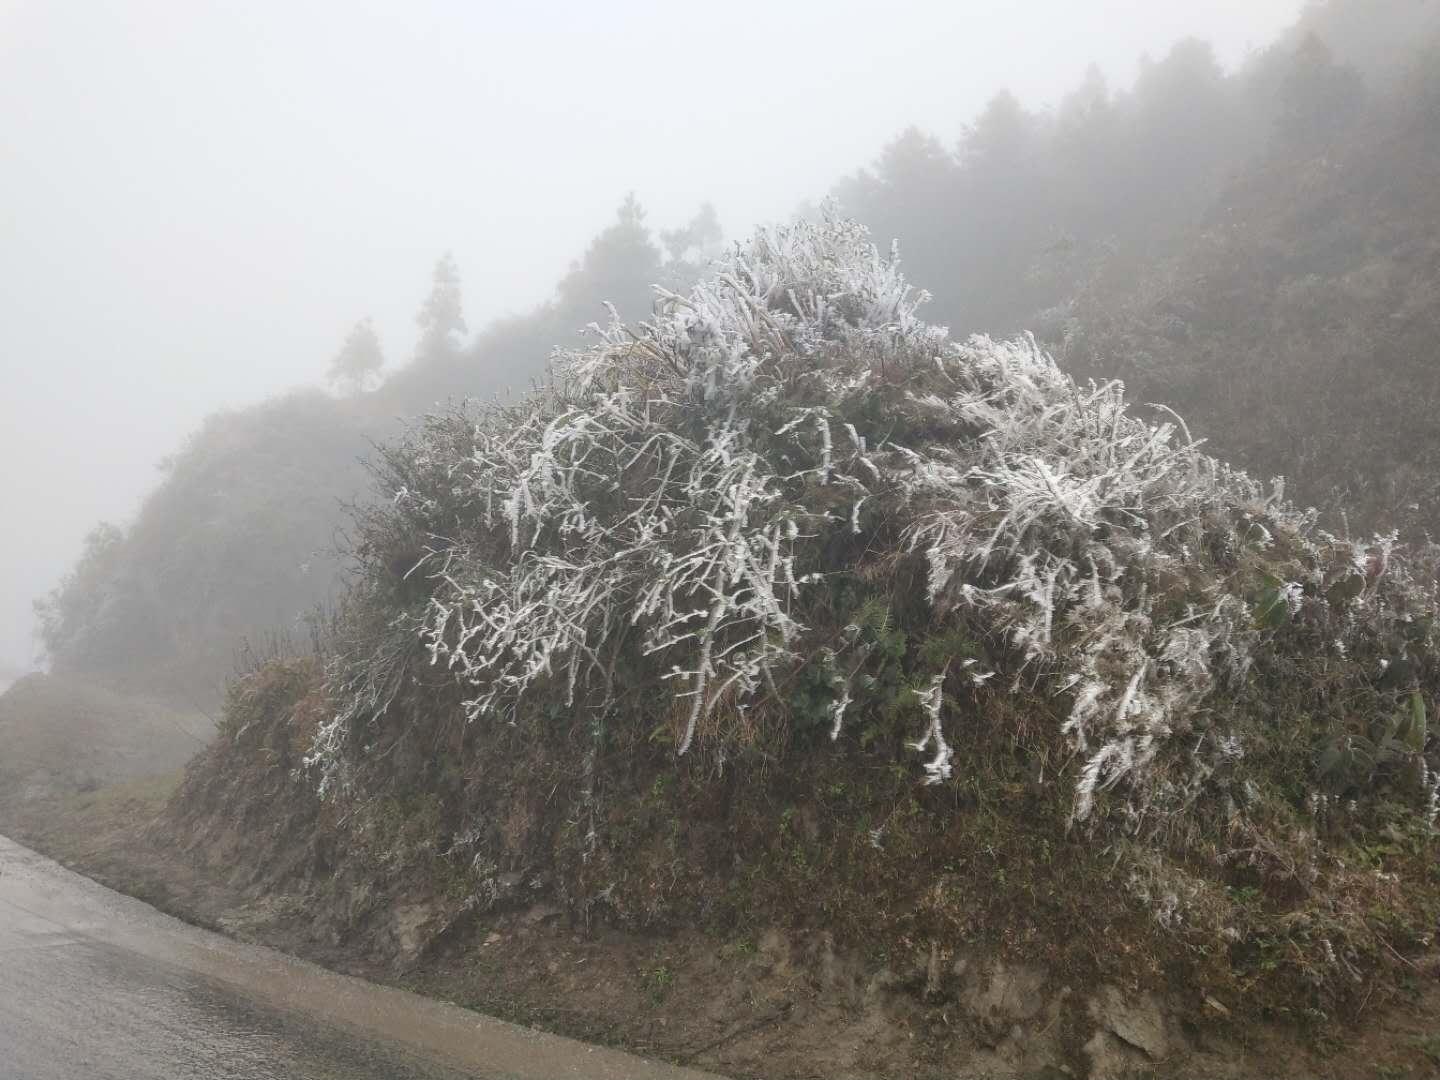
{"left": 0, "top": 0, "right": 1303, "bottom": 677}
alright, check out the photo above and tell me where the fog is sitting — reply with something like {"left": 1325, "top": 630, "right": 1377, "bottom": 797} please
{"left": 0, "top": 0, "right": 1303, "bottom": 681}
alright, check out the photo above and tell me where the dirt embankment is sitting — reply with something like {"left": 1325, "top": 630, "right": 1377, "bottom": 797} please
{"left": 3, "top": 671, "right": 1439, "bottom": 1079}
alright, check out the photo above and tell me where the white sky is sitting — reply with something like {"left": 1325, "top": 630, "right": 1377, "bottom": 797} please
{"left": 0, "top": 0, "right": 1303, "bottom": 674}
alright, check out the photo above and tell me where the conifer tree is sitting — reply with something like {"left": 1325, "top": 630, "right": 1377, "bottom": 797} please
{"left": 327, "top": 317, "right": 385, "bottom": 394}
{"left": 416, "top": 252, "right": 467, "bottom": 355}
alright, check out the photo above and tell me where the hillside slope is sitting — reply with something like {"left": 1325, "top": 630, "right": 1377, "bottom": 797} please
{"left": 163, "top": 217, "right": 1440, "bottom": 1078}
{"left": 39, "top": 2, "right": 1440, "bottom": 712}
{"left": 1057, "top": 43, "right": 1440, "bottom": 536}
{"left": 34, "top": 200, "right": 684, "bottom": 704}
{"left": 832, "top": 0, "right": 1440, "bottom": 538}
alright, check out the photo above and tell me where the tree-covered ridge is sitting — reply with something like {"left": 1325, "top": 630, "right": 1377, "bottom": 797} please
{"left": 835, "top": 0, "right": 1440, "bottom": 340}
{"left": 34, "top": 390, "right": 375, "bottom": 702}
{"left": 37, "top": 0, "right": 1440, "bottom": 714}
{"left": 34, "top": 198, "right": 711, "bottom": 701}
{"left": 830, "top": 0, "right": 1440, "bottom": 534}
{"left": 1060, "top": 35, "right": 1440, "bottom": 536}
{"left": 834, "top": 36, "right": 1261, "bottom": 340}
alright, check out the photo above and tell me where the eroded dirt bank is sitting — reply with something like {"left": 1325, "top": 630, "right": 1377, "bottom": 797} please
{"left": 2, "top": 673, "right": 1439, "bottom": 1079}
{"left": 8, "top": 778, "right": 1440, "bottom": 1080}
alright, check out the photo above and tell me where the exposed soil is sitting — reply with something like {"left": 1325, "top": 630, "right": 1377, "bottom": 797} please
{"left": 2, "top": 673, "right": 1438, "bottom": 1079}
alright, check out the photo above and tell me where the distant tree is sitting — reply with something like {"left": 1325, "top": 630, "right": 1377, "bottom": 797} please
{"left": 1051, "top": 66, "right": 1125, "bottom": 231}
{"left": 660, "top": 202, "right": 724, "bottom": 265}
{"left": 1122, "top": 39, "right": 1249, "bottom": 236}
{"left": 956, "top": 95, "right": 1051, "bottom": 330}
{"left": 416, "top": 253, "right": 467, "bottom": 355}
{"left": 34, "top": 522, "right": 126, "bottom": 671}
{"left": 1056, "top": 64, "right": 1111, "bottom": 134}
{"left": 834, "top": 128, "right": 959, "bottom": 312}
{"left": 1133, "top": 37, "right": 1227, "bottom": 116}
{"left": 1289, "top": 0, "right": 1440, "bottom": 87}
{"left": 959, "top": 90, "right": 1036, "bottom": 173}
{"left": 556, "top": 194, "right": 662, "bottom": 321}
{"left": 873, "top": 128, "right": 955, "bottom": 193}
{"left": 327, "top": 317, "right": 385, "bottom": 394}
{"left": 1276, "top": 34, "right": 1365, "bottom": 145}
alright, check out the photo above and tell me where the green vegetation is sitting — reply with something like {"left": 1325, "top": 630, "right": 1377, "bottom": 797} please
{"left": 171, "top": 220, "right": 1438, "bottom": 1049}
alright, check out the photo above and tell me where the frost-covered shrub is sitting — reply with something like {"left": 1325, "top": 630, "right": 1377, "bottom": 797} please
{"left": 313, "top": 214, "right": 1438, "bottom": 836}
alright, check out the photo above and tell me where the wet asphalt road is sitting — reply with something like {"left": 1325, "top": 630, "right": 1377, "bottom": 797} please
{"left": 0, "top": 834, "right": 720, "bottom": 1080}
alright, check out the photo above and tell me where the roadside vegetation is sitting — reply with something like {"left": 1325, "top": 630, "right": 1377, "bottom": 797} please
{"left": 15, "top": 2, "right": 1440, "bottom": 1075}
{"left": 166, "top": 219, "right": 1439, "bottom": 1074}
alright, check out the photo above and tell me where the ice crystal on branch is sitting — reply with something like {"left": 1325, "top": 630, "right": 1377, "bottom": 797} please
{"left": 322, "top": 213, "right": 1439, "bottom": 832}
